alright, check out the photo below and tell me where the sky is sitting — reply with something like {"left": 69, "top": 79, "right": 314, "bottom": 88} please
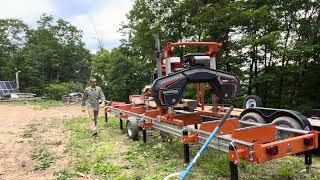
{"left": 0, "top": 0, "right": 133, "bottom": 53}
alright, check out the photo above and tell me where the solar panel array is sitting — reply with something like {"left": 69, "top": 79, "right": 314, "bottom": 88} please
{"left": 0, "top": 81, "right": 18, "bottom": 95}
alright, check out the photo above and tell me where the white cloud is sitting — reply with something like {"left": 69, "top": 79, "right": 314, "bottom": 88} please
{"left": 0, "top": 0, "right": 133, "bottom": 51}
{"left": 69, "top": 0, "right": 133, "bottom": 50}
{"left": 0, "top": 0, "right": 56, "bottom": 25}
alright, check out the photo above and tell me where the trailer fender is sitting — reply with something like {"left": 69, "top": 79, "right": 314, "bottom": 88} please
{"left": 303, "top": 109, "right": 320, "bottom": 119}
{"left": 240, "top": 112, "right": 266, "bottom": 124}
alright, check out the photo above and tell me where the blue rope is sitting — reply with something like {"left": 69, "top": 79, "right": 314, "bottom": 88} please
{"left": 179, "top": 106, "right": 233, "bottom": 180}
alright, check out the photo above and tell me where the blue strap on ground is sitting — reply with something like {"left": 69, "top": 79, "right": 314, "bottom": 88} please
{"left": 179, "top": 106, "right": 234, "bottom": 180}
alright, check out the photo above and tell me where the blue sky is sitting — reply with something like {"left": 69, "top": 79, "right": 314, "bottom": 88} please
{"left": 0, "top": 0, "right": 133, "bottom": 52}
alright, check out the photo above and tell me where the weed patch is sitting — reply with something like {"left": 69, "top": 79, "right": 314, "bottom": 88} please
{"left": 22, "top": 124, "right": 38, "bottom": 138}
{"left": 23, "top": 123, "right": 56, "bottom": 171}
{"left": 31, "top": 144, "right": 55, "bottom": 170}
{"left": 54, "top": 169, "right": 76, "bottom": 180}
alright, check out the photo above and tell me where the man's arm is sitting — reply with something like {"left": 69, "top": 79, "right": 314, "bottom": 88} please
{"left": 99, "top": 87, "right": 105, "bottom": 101}
{"left": 81, "top": 88, "right": 88, "bottom": 107}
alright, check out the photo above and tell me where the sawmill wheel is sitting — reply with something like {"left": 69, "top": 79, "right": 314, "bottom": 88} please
{"left": 240, "top": 112, "right": 266, "bottom": 124}
{"left": 126, "top": 117, "right": 139, "bottom": 141}
{"left": 272, "top": 116, "right": 302, "bottom": 140}
{"left": 242, "top": 95, "right": 263, "bottom": 109}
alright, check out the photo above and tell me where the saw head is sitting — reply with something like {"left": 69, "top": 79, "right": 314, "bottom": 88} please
{"left": 150, "top": 67, "right": 239, "bottom": 108}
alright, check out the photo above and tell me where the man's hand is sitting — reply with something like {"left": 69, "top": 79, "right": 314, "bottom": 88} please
{"left": 81, "top": 107, "right": 86, "bottom": 112}
{"left": 99, "top": 100, "right": 106, "bottom": 108}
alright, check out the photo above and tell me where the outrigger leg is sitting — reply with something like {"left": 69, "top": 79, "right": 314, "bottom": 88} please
{"left": 230, "top": 160, "right": 238, "bottom": 180}
{"left": 305, "top": 150, "right": 312, "bottom": 174}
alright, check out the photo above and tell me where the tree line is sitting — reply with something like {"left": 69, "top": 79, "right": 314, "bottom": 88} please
{"left": 113, "top": 0, "right": 320, "bottom": 110}
{"left": 0, "top": 14, "right": 90, "bottom": 97}
{"left": 1, "top": 1, "right": 320, "bottom": 110}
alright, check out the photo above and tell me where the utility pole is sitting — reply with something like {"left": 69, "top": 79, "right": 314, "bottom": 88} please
{"left": 15, "top": 68, "right": 21, "bottom": 91}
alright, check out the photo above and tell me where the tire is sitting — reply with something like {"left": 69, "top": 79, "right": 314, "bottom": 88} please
{"left": 272, "top": 116, "right": 302, "bottom": 140}
{"left": 126, "top": 117, "right": 139, "bottom": 141}
{"left": 240, "top": 112, "right": 266, "bottom": 124}
{"left": 242, "top": 95, "right": 263, "bottom": 109}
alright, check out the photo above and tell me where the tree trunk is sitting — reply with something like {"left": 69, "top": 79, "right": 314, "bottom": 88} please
{"left": 41, "top": 68, "right": 45, "bottom": 85}
{"left": 278, "top": 18, "right": 292, "bottom": 107}
{"left": 225, "top": 32, "right": 231, "bottom": 72}
{"left": 292, "top": 62, "right": 306, "bottom": 106}
{"left": 248, "top": 59, "right": 253, "bottom": 95}
{"left": 56, "top": 68, "right": 61, "bottom": 81}
{"left": 254, "top": 46, "right": 258, "bottom": 94}
{"left": 268, "top": 53, "right": 272, "bottom": 67}
{"left": 264, "top": 45, "right": 267, "bottom": 69}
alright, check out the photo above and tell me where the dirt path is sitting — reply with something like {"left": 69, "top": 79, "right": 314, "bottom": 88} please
{"left": 0, "top": 103, "right": 99, "bottom": 180}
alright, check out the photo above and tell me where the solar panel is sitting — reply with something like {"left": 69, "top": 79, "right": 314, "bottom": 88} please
{"left": 10, "top": 81, "right": 17, "bottom": 89}
{"left": 0, "top": 81, "right": 18, "bottom": 95}
{"left": 5, "top": 82, "right": 11, "bottom": 88}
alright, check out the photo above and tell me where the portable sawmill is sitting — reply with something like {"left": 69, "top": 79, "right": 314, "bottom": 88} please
{"left": 105, "top": 40, "right": 318, "bottom": 179}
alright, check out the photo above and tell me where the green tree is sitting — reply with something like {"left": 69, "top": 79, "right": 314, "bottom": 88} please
{"left": 91, "top": 48, "right": 150, "bottom": 101}
{"left": 119, "top": 0, "right": 320, "bottom": 109}
{"left": 11, "top": 14, "right": 90, "bottom": 95}
{"left": 0, "top": 19, "right": 28, "bottom": 80}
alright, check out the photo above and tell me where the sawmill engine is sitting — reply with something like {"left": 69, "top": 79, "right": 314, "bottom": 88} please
{"left": 182, "top": 53, "right": 211, "bottom": 69}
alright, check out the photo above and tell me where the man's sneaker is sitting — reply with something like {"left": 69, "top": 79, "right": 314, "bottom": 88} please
{"left": 92, "top": 131, "right": 98, "bottom": 136}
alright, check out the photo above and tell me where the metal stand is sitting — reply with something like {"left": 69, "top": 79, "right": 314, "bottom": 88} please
{"left": 119, "top": 118, "right": 123, "bottom": 130}
{"left": 305, "top": 150, "right": 312, "bottom": 174}
{"left": 105, "top": 111, "right": 108, "bottom": 124}
{"left": 143, "top": 128, "right": 147, "bottom": 143}
{"left": 183, "top": 129, "right": 190, "bottom": 163}
{"left": 229, "top": 144, "right": 238, "bottom": 180}
{"left": 230, "top": 161, "right": 238, "bottom": 180}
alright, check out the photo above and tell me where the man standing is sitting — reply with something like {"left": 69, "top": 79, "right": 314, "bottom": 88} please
{"left": 81, "top": 77, "right": 105, "bottom": 136}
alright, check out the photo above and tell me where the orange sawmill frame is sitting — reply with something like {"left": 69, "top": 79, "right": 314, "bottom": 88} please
{"left": 106, "top": 104, "right": 318, "bottom": 164}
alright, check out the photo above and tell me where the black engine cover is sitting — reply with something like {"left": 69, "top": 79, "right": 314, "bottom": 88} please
{"left": 150, "top": 67, "right": 239, "bottom": 107}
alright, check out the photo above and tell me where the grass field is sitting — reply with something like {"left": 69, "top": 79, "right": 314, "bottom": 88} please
{"left": 53, "top": 116, "right": 320, "bottom": 180}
